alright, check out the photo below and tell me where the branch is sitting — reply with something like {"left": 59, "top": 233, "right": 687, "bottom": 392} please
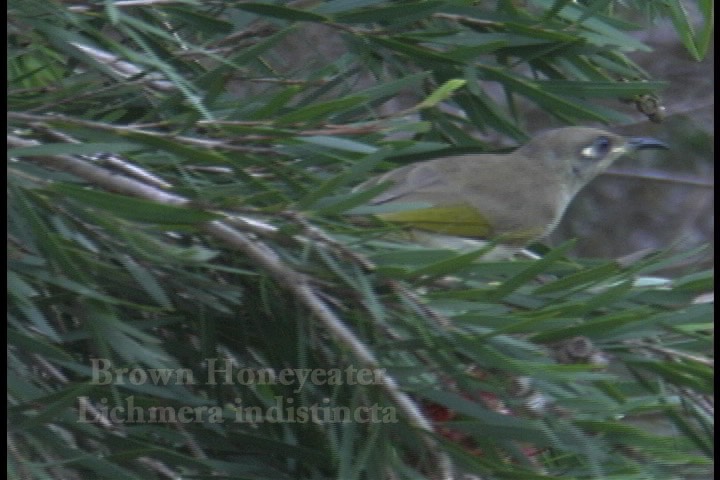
{"left": 8, "top": 133, "right": 454, "bottom": 480}
{"left": 66, "top": 0, "right": 187, "bottom": 12}
{"left": 8, "top": 113, "right": 278, "bottom": 154}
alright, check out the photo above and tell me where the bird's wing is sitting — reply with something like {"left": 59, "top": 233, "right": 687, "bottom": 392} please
{"left": 367, "top": 162, "right": 445, "bottom": 205}
{"left": 366, "top": 161, "right": 495, "bottom": 238}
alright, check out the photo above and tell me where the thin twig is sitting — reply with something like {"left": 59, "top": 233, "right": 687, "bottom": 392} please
{"left": 71, "top": 43, "right": 176, "bottom": 91}
{"left": 11, "top": 113, "right": 392, "bottom": 144}
{"left": 433, "top": 12, "right": 501, "bottom": 28}
{"left": 604, "top": 167, "right": 714, "bottom": 189}
{"left": 8, "top": 135, "right": 187, "bottom": 204}
{"left": 208, "top": 24, "right": 278, "bottom": 48}
{"left": 626, "top": 340, "right": 715, "bottom": 367}
{"left": 29, "top": 124, "right": 173, "bottom": 189}
{"left": 67, "top": 0, "right": 187, "bottom": 12}
{"left": 9, "top": 113, "right": 279, "bottom": 154}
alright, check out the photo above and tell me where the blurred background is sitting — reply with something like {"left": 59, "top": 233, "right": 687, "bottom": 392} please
{"left": 550, "top": 16, "right": 713, "bottom": 271}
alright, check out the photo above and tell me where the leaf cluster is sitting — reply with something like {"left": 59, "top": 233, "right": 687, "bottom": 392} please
{"left": 7, "top": 1, "right": 713, "bottom": 479}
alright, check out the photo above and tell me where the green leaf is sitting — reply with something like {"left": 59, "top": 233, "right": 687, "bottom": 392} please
{"left": 7, "top": 329, "right": 73, "bottom": 361}
{"left": 8, "top": 271, "right": 61, "bottom": 342}
{"left": 370, "top": 36, "right": 463, "bottom": 64}
{"left": 417, "top": 78, "right": 467, "bottom": 109}
{"left": 15, "top": 383, "right": 96, "bottom": 428}
{"left": 119, "top": 255, "right": 174, "bottom": 309}
{"left": 335, "top": 1, "right": 445, "bottom": 24}
{"left": 480, "top": 65, "right": 627, "bottom": 122}
{"left": 404, "top": 245, "right": 497, "bottom": 280}
{"left": 530, "top": 0, "right": 652, "bottom": 52}
{"left": 312, "top": 182, "right": 393, "bottom": 215}
{"left": 163, "top": 6, "right": 234, "bottom": 35}
{"left": 489, "top": 241, "right": 575, "bottom": 299}
{"left": 533, "top": 262, "right": 620, "bottom": 294}
{"left": 299, "top": 135, "right": 378, "bottom": 154}
{"left": 666, "top": 0, "right": 714, "bottom": 61}
{"left": 8, "top": 142, "right": 142, "bottom": 158}
{"left": 537, "top": 80, "right": 668, "bottom": 98}
{"left": 116, "top": 131, "right": 233, "bottom": 165}
{"left": 275, "top": 96, "right": 368, "bottom": 125}
{"left": 248, "top": 85, "right": 303, "bottom": 120}
{"left": 236, "top": 3, "right": 329, "bottom": 22}
{"left": 49, "top": 183, "right": 219, "bottom": 224}
{"left": 296, "top": 149, "right": 387, "bottom": 209}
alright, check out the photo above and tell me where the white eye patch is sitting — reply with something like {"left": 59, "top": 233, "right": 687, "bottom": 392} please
{"left": 580, "top": 135, "right": 612, "bottom": 160}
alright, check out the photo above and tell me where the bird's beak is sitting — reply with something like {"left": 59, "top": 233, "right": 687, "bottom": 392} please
{"left": 626, "top": 137, "right": 669, "bottom": 151}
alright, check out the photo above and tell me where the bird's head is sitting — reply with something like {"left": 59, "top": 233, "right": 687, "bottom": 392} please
{"left": 519, "top": 127, "right": 668, "bottom": 195}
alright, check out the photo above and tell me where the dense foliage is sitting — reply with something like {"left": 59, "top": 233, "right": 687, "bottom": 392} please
{"left": 8, "top": 1, "right": 713, "bottom": 479}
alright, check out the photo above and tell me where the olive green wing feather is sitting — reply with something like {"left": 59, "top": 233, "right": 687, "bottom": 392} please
{"left": 365, "top": 161, "right": 495, "bottom": 238}
{"left": 378, "top": 203, "right": 494, "bottom": 237}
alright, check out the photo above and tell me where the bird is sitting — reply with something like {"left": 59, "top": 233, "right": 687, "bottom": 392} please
{"left": 360, "top": 126, "right": 668, "bottom": 257}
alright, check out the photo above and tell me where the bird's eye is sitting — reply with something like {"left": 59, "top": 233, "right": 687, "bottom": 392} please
{"left": 581, "top": 136, "right": 612, "bottom": 159}
{"left": 593, "top": 136, "right": 611, "bottom": 155}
